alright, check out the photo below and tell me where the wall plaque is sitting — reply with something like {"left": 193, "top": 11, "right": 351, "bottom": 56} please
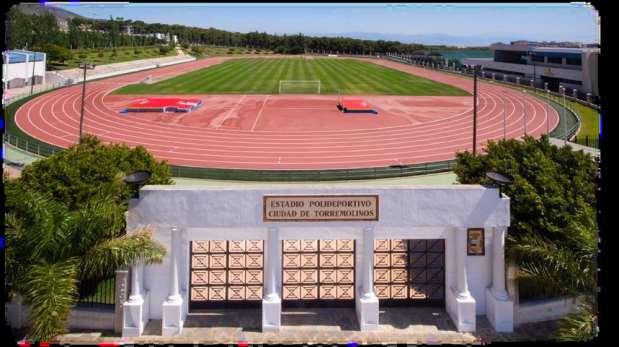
{"left": 467, "top": 228, "right": 485, "bottom": 256}
{"left": 263, "top": 195, "right": 379, "bottom": 222}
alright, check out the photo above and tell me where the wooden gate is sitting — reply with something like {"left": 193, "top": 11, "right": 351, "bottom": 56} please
{"left": 373, "top": 239, "right": 445, "bottom": 306}
{"left": 189, "top": 240, "right": 264, "bottom": 310}
{"left": 282, "top": 239, "right": 355, "bottom": 307}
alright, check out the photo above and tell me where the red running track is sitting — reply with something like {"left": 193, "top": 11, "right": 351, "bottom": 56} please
{"left": 14, "top": 57, "right": 560, "bottom": 170}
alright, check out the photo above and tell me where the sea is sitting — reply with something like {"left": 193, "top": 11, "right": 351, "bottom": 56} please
{"left": 436, "top": 49, "right": 493, "bottom": 62}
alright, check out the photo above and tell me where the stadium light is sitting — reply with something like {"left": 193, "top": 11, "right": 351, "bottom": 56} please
{"left": 123, "top": 170, "right": 152, "bottom": 199}
{"left": 560, "top": 85, "right": 567, "bottom": 144}
{"left": 78, "top": 63, "right": 96, "bottom": 141}
{"left": 546, "top": 88, "right": 550, "bottom": 135}
{"left": 29, "top": 52, "right": 37, "bottom": 96}
{"left": 485, "top": 171, "right": 514, "bottom": 198}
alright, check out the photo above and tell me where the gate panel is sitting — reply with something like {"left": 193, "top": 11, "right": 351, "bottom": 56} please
{"left": 374, "top": 239, "right": 445, "bottom": 306}
{"left": 282, "top": 239, "right": 355, "bottom": 307}
{"left": 189, "top": 240, "right": 264, "bottom": 310}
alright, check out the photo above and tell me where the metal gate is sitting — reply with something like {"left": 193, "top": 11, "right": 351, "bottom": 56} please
{"left": 189, "top": 240, "right": 264, "bottom": 310}
{"left": 373, "top": 239, "right": 445, "bottom": 306}
{"left": 282, "top": 239, "right": 355, "bottom": 307}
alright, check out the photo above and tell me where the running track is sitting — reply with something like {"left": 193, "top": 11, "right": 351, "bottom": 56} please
{"left": 14, "top": 57, "right": 560, "bottom": 170}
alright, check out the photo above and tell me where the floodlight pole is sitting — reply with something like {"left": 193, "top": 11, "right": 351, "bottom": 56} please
{"left": 79, "top": 63, "right": 95, "bottom": 141}
{"left": 30, "top": 52, "right": 36, "bottom": 96}
{"left": 502, "top": 91, "right": 506, "bottom": 139}
{"left": 473, "top": 65, "right": 478, "bottom": 155}
{"left": 522, "top": 90, "right": 527, "bottom": 137}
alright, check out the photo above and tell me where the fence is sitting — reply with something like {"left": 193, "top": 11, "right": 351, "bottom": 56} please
{"left": 76, "top": 276, "right": 116, "bottom": 308}
{"left": 385, "top": 54, "right": 594, "bottom": 145}
{"left": 385, "top": 54, "right": 601, "bottom": 110}
{"left": 169, "top": 160, "right": 456, "bottom": 181}
{"left": 572, "top": 135, "right": 600, "bottom": 149}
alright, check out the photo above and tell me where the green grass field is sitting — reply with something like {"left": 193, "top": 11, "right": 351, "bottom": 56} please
{"left": 49, "top": 46, "right": 178, "bottom": 70}
{"left": 114, "top": 58, "right": 470, "bottom": 95}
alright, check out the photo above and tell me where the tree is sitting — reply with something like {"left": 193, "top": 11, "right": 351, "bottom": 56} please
{"left": 40, "top": 43, "right": 73, "bottom": 64}
{"left": 453, "top": 135, "right": 596, "bottom": 299}
{"left": 4, "top": 181, "right": 166, "bottom": 341}
{"left": 18, "top": 134, "right": 173, "bottom": 211}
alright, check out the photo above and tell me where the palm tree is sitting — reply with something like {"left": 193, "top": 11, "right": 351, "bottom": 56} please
{"left": 5, "top": 186, "right": 166, "bottom": 341}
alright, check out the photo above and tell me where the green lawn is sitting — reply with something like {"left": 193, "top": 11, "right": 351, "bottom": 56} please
{"left": 49, "top": 46, "right": 178, "bottom": 70}
{"left": 113, "top": 58, "right": 470, "bottom": 95}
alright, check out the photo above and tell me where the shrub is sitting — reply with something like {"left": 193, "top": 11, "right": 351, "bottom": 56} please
{"left": 18, "top": 134, "right": 173, "bottom": 210}
{"left": 454, "top": 135, "right": 597, "bottom": 299}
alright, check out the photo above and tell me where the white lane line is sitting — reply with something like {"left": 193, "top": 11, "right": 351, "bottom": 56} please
{"left": 216, "top": 94, "right": 247, "bottom": 129}
{"left": 250, "top": 95, "right": 270, "bottom": 132}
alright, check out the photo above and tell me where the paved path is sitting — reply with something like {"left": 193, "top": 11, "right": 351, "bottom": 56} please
{"left": 54, "top": 307, "right": 560, "bottom": 345}
{"left": 549, "top": 137, "right": 600, "bottom": 158}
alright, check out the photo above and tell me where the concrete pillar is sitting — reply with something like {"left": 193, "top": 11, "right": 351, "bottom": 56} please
{"left": 491, "top": 227, "right": 509, "bottom": 300}
{"left": 356, "top": 226, "right": 379, "bottom": 330}
{"left": 456, "top": 228, "right": 471, "bottom": 299}
{"left": 450, "top": 227, "right": 476, "bottom": 332}
{"left": 486, "top": 227, "right": 514, "bottom": 332}
{"left": 262, "top": 227, "right": 282, "bottom": 331}
{"left": 114, "top": 269, "right": 129, "bottom": 333}
{"left": 162, "top": 226, "right": 184, "bottom": 336}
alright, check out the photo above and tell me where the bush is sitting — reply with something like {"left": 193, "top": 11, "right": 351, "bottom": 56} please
{"left": 17, "top": 134, "right": 173, "bottom": 210}
{"left": 97, "top": 51, "right": 104, "bottom": 58}
{"left": 181, "top": 43, "right": 190, "bottom": 50}
{"left": 41, "top": 44, "right": 73, "bottom": 63}
{"left": 454, "top": 135, "right": 597, "bottom": 299}
{"left": 159, "top": 45, "right": 171, "bottom": 55}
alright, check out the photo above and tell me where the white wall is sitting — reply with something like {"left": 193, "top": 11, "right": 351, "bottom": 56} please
{"left": 3, "top": 60, "right": 47, "bottom": 82}
{"left": 127, "top": 185, "right": 510, "bottom": 320}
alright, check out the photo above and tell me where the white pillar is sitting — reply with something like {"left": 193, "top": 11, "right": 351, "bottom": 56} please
{"left": 356, "top": 226, "right": 379, "bottom": 330}
{"left": 262, "top": 227, "right": 281, "bottom": 331}
{"left": 447, "top": 227, "right": 476, "bottom": 332}
{"left": 128, "top": 264, "right": 143, "bottom": 302}
{"left": 162, "top": 226, "right": 184, "bottom": 336}
{"left": 456, "top": 228, "right": 471, "bottom": 299}
{"left": 486, "top": 226, "right": 514, "bottom": 332}
{"left": 362, "top": 226, "right": 376, "bottom": 299}
{"left": 491, "top": 227, "right": 509, "bottom": 300}
{"left": 167, "top": 227, "right": 182, "bottom": 303}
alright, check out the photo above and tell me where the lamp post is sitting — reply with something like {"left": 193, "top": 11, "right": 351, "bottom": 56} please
{"left": 522, "top": 89, "right": 527, "bottom": 136}
{"left": 473, "top": 65, "right": 479, "bottom": 155}
{"left": 78, "top": 62, "right": 96, "bottom": 141}
{"left": 502, "top": 91, "right": 507, "bottom": 139}
{"left": 545, "top": 86, "right": 550, "bottom": 135}
{"left": 561, "top": 86, "right": 567, "bottom": 144}
{"left": 29, "top": 52, "right": 37, "bottom": 96}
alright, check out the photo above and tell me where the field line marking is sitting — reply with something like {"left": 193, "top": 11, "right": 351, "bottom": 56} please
{"left": 216, "top": 94, "right": 247, "bottom": 129}
{"left": 250, "top": 95, "right": 270, "bottom": 132}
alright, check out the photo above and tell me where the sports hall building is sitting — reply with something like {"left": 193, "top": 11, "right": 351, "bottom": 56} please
{"left": 122, "top": 183, "right": 515, "bottom": 337}
{"left": 462, "top": 42, "right": 599, "bottom": 98}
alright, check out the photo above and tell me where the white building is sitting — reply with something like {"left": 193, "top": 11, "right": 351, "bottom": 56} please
{"left": 462, "top": 42, "right": 599, "bottom": 97}
{"left": 2, "top": 50, "right": 46, "bottom": 89}
{"left": 122, "top": 184, "right": 514, "bottom": 337}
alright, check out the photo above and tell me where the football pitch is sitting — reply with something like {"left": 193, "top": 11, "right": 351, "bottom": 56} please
{"left": 114, "top": 58, "right": 470, "bottom": 96}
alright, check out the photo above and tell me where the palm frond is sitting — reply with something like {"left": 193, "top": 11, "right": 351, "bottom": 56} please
{"left": 79, "top": 228, "right": 166, "bottom": 280}
{"left": 22, "top": 261, "right": 80, "bottom": 341}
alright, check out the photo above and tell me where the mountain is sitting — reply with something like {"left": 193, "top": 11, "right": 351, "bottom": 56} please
{"left": 16, "top": 2, "right": 84, "bottom": 21}
{"left": 308, "top": 32, "right": 535, "bottom": 48}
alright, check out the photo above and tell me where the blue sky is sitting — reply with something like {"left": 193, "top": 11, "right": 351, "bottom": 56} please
{"left": 54, "top": 2, "right": 599, "bottom": 45}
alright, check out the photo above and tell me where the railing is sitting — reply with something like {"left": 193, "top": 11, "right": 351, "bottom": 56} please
{"left": 385, "top": 54, "right": 601, "bottom": 110}
{"left": 385, "top": 54, "right": 594, "bottom": 145}
{"left": 572, "top": 135, "right": 600, "bottom": 149}
{"left": 76, "top": 276, "right": 116, "bottom": 308}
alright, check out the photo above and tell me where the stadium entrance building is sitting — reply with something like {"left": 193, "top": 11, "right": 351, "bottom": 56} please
{"left": 122, "top": 184, "right": 514, "bottom": 337}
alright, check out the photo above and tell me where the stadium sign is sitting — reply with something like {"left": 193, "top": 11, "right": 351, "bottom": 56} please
{"left": 263, "top": 195, "right": 378, "bottom": 221}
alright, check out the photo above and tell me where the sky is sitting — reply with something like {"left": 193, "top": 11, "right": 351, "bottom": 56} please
{"left": 54, "top": 2, "right": 599, "bottom": 45}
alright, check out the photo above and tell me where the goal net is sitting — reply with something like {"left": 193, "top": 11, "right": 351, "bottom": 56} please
{"left": 278, "top": 80, "right": 321, "bottom": 94}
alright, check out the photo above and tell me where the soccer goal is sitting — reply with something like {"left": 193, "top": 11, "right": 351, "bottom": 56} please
{"left": 278, "top": 80, "right": 321, "bottom": 94}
